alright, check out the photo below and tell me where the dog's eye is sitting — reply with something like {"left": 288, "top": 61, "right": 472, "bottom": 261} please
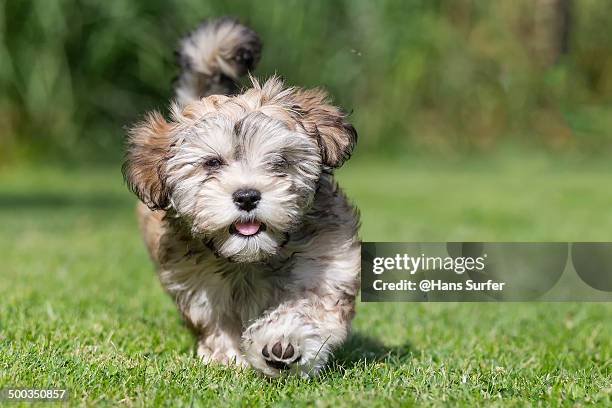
{"left": 269, "top": 156, "right": 289, "bottom": 171}
{"left": 203, "top": 158, "right": 223, "bottom": 169}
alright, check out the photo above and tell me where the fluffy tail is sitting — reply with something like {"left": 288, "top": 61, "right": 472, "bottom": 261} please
{"left": 174, "top": 17, "right": 262, "bottom": 104}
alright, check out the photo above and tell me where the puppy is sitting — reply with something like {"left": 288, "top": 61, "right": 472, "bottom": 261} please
{"left": 122, "top": 17, "right": 360, "bottom": 377}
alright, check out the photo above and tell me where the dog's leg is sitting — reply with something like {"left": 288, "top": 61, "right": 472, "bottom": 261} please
{"left": 195, "top": 323, "right": 247, "bottom": 367}
{"left": 241, "top": 295, "right": 355, "bottom": 377}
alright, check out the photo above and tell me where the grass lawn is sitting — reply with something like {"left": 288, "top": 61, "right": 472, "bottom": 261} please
{"left": 0, "top": 156, "right": 610, "bottom": 406}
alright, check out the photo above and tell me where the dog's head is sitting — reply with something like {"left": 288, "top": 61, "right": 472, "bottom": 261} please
{"left": 123, "top": 77, "right": 356, "bottom": 262}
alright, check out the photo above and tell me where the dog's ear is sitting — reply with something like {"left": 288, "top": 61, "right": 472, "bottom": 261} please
{"left": 122, "top": 111, "right": 173, "bottom": 210}
{"left": 285, "top": 88, "right": 357, "bottom": 168}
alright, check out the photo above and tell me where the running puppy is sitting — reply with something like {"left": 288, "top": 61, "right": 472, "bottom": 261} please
{"left": 123, "top": 17, "right": 360, "bottom": 377}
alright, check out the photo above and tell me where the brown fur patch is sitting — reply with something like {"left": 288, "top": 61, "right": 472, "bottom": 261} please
{"left": 283, "top": 87, "right": 357, "bottom": 168}
{"left": 122, "top": 112, "right": 173, "bottom": 210}
{"left": 136, "top": 202, "right": 166, "bottom": 264}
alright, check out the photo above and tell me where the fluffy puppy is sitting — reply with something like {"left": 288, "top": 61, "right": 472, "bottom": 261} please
{"left": 123, "top": 17, "right": 360, "bottom": 377}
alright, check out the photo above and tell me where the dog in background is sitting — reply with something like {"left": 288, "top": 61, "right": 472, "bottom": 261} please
{"left": 122, "top": 17, "right": 360, "bottom": 377}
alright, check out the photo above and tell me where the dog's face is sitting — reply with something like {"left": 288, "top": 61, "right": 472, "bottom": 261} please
{"left": 123, "top": 78, "right": 356, "bottom": 262}
{"left": 165, "top": 110, "right": 322, "bottom": 263}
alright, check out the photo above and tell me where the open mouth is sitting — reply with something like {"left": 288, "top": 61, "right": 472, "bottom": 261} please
{"left": 230, "top": 220, "right": 266, "bottom": 237}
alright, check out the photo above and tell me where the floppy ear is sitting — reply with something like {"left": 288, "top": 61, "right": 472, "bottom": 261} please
{"left": 122, "top": 111, "right": 172, "bottom": 210}
{"left": 286, "top": 88, "right": 357, "bottom": 168}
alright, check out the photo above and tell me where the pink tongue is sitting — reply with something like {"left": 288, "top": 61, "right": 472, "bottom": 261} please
{"left": 234, "top": 221, "right": 261, "bottom": 236}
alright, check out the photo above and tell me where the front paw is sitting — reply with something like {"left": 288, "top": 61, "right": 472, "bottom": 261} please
{"left": 261, "top": 340, "right": 300, "bottom": 371}
{"left": 241, "top": 314, "right": 332, "bottom": 377}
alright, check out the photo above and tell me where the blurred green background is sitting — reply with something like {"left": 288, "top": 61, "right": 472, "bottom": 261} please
{"left": 1, "top": 0, "right": 611, "bottom": 163}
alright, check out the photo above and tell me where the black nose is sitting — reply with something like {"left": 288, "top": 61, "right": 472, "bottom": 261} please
{"left": 232, "top": 188, "right": 261, "bottom": 211}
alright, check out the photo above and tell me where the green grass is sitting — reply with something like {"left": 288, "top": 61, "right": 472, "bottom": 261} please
{"left": 0, "top": 157, "right": 610, "bottom": 406}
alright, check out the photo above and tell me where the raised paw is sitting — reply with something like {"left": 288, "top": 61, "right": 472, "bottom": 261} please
{"left": 261, "top": 341, "right": 301, "bottom": 370}
{"left": 241, "top": 310, "right": 334, "bottom": 377}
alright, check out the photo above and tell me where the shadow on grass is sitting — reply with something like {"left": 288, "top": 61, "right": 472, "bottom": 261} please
{"left": 332, "top": 332, "right": 415, "bottom": 369}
